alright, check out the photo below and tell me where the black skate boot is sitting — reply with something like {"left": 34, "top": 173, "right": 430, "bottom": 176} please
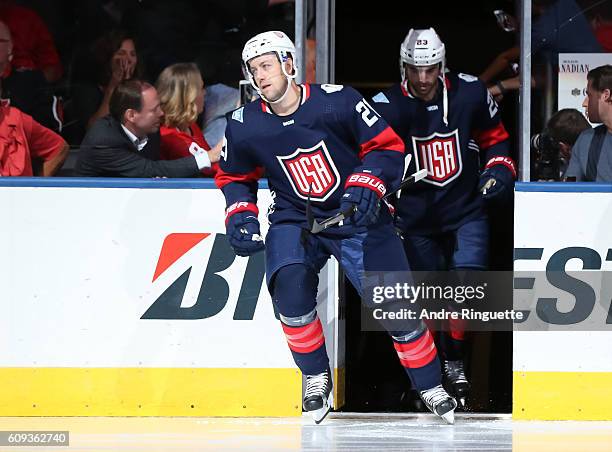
{"left": 443, "top": 359, "right": 470, "bottom": 408}
{"left": 419, "top": 384, "right": 457, "bottom": 424}
{"left": 303, "top": 370, "right": 333, "bottom": 424}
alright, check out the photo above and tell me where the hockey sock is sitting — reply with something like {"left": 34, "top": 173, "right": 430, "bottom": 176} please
{"left": 392, "top": 327, "right": 441, "bottom": 391}
{"left": 272, "top": 264, "right": 329, "bottom": 375}
{"left": 281, "top": 317, "right": 329, "bottom": 375}
{"left": 441, "top": 315, "right": 467, "bottom": 361}
{"left": 440, "top": 332, "right": 465, "bottom": 361}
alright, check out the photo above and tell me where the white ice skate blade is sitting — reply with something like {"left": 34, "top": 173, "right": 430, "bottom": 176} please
{"left": 309, "top": 394, "right": 334, "bottom": 425}
{"left": 441, "top": 410, "right": 455, "bottom": 425}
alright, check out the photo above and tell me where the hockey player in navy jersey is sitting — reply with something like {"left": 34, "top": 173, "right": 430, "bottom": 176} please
{"left": 372, "top": 28, "right": 516, "bottom": 406}
{"left": 215, "top": 30, "right": 457, "bottom": 424}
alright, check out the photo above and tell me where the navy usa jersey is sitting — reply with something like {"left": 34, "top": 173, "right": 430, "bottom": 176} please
{"left": 216, "top": 83, "right": 405, "bottom": 233}
{"left": 372, "top": 73, "right": 511, "bottom": 234}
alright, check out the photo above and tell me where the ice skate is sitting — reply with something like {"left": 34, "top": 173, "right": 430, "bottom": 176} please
{"left": 419, "top": 384, "right": 457, "bottom": 424}
{"left": 303, "top": 370, "right": 333, "bottom": 424}
{"left": 443, "top": 360, "right": 470, "bottom": 407}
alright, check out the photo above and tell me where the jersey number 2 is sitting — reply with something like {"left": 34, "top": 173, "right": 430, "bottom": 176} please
{"left": 356, "top": 100, "right": 379, "bottom": 127}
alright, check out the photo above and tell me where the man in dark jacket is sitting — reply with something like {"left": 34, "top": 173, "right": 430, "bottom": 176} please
{"left": 76, "top": 79, "right": 215, "bottom": 177}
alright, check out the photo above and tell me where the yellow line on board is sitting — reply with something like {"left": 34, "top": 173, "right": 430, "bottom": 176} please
{"left": 514, "top": 371, "right": 612, "bottom": 420}
{"left": 334, "top": 367, "right": 345, "bottom": 409}
{"left": 0, "top": 368, "right": 302, "bottom": 417}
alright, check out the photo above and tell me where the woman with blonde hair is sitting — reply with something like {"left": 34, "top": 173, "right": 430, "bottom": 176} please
{"left": 156, "top": 62, "right": 219, "bottom": 175}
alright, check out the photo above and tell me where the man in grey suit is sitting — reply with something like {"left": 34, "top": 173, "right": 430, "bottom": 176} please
{"left": 76, "top": 79, "right": 216, "bottom": 177}
{"left": 566, "top": 65, "right": 612, "bottom": 182}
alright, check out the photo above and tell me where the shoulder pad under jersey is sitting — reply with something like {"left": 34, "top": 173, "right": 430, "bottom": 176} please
{"left": 372, "top": 92, "right": 390, "bottom": 104}
{"left": 320, "top": 84, "right": 344, "bottom": 94}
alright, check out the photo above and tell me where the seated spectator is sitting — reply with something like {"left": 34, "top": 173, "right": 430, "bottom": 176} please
{"left": 71, "top": 30, "right": 143, "bottom": 139}
{"left": 0, "top": 0, "right": 63, "bottom": 83}
{"left": 0, "top": 15, "right": 62, "bottom": 133}
{"left": 0, "top": 101, "right": 68, "bottom": 176}
{"left": 0, "top": 100, "right": 68, "bottom": 176}
{"left": 0, "top": 16, "right": 66, "bottom": 176}
{"left": 155, "top": 62, "right": 220, "bottom": 176}
{"left": 76, "top": 79, "right": 215, "bottom": 178}
{"left": 565, "top": 65, "right": 612, "bottom": 181}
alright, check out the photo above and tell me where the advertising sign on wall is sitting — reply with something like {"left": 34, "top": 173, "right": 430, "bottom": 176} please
{"left": 558, "top": 53, "right": 610, "bottom": 125}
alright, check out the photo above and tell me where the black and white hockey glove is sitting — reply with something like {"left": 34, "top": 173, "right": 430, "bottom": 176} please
{"left": 225, "top": 202, "right": 265, "bottom": 256}
{"left": 479, "top": 156, "right": 516, "bottom": 202}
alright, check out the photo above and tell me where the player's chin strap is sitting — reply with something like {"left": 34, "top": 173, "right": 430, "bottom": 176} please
{"left": 268, "top": 75, "right": 295, "bottom": 104}
{"left": 442, "top": 78, "right": 448, "bottom": 127}
{"left": 440, "top": 61, "right": 449, "bottom": 127}
{"left": 401, "top": 63, "right": 449, "bottom": 127}
{"left": 255, "top": 64, "right": 297, "bottom": 105}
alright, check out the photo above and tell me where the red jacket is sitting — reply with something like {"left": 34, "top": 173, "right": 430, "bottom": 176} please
{"left": 159, "top": 123, "right": 218, "bottom": 176}
{"left": 0, "top": 104, "right": 65, "bottom": 176}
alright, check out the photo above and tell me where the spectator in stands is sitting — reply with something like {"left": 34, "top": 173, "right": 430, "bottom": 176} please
{"left": 0, "top": 0, "right": 62, "bottom": 83}
{"left": 155, "top": 62, "right": 220, "bottom": 176}
{"left": 0, "top": 20, "right": 67, "bottom": 176}
{"left": 0, "top": 5, "right": 63, "bottom": 132}
{"left": 0, "top": 100, "right": 68, "bottom": 176}
{"left": 72, "top": 30, "right": 144, "bottom": 135}
{"left": 566, "top": 65, "right": 612, "bottom": 181}
{"left": 76, "top": 79, "right": 214, "bottom": 178}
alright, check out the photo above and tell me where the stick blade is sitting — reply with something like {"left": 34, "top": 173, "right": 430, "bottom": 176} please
{"left": 310, "top": 219, "right": 326, "bottom": 234}
{"left": 309, "top": 206, "right": 356, "bottom": 234}
{"left": 413, "top": 168, "right": 428, "bottom": 182}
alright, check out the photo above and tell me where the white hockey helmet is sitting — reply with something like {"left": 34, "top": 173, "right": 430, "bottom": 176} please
{"left": 399, "top": 27, "right": 445, "bottom": 70}
{"left": 242, "top": 30, "right": 298, "bottom": 103}
{"left": 399, "top": 28, "right": 449, "bottom": 126}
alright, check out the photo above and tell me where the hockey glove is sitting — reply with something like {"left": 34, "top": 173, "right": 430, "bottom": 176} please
{"left": 225, "top": 202, "right": 265, "bottom": 256}
{"left": 479, "top": 156, "right": 517, "bottom": 202}
{"left": 340, "top": 169, "right": 386, "bottom": 227}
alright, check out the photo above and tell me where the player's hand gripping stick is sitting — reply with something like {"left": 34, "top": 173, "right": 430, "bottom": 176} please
{"left": 307, "top": 168, "right": 427, "bottom": 234}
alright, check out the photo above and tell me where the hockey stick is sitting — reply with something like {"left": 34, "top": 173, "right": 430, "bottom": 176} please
{"left": 307, "top": 168, "right": 427, "bottom": 234}
{"left": 383, "top": 168, "right": 428, "bottom": 200}
{"left": 307, "top": 204, "right": 356, "bottom": 234}
{"left": 480, "top": 177, "right": 496, "bottom": 195}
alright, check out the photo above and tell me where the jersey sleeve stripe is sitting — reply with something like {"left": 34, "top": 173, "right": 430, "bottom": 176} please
{"left": 472, "top": 122, "right": 510, "bottom": 150}
{"left": 214, "top": 166, "right": 264, "bottom": 189}
{"left": 260, "top": 101, "right": 272, "bottom": 113}
{"left": 302, "top": 83, "right": 310, "bottom": 102}
{"left": 358, "top": 126, "right": 405, "bottom": 160}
